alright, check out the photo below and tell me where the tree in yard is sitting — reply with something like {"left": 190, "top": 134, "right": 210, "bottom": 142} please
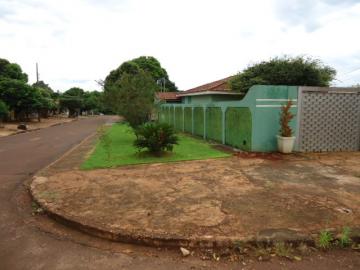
{"left": 0, "top": 78, "right": 41, "bottom": 120}
{"left": 32, "top": 87, "right": 57, "bottom": 120}
{"left": 0, "top": 58, "right": 28, "bottom": 82}
{"left": 0, "top": 99, "right": 9, "bottom": 127}
{"left": 59, "top": 87, "right": 85, "bottom": 117}
{"left": 230, "top": 56, "right": 336, "bottom": 94}
{"left": 104, "top": 56, "right": 177, "bottom": 93}
{"left": 105, "top": 71, "right": 157, "bottom": 128}
{"left": 83, "top": 91, "right": 104, "bottom": 114}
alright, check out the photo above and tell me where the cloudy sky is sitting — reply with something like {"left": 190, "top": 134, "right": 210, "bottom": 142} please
{"left": 1, "top": 0, "right": 360, "bottom": 91}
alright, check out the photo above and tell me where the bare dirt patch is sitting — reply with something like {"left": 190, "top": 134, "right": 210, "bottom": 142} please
{"left": 31, "top": 140, "right": 360, "bottom": 247}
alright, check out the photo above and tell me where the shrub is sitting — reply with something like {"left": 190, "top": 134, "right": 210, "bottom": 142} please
{"left": 279, "top": 100, "right": 295, "bottom": 137}
{"left": 230, "top": 56, "right": 336, "bottom": 94}
{"left": 134, "top": 122, "right": 178, "bottom": 155}
{"left": 317, "top": 230, "right": 333, "bottom": 250}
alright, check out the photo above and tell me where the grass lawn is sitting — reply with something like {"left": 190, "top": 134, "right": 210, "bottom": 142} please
{"left": 81, "top": 123, "right": 230, "bottom": 169}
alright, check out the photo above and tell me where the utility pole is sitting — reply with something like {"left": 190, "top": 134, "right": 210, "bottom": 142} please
{"left": 36, "top": 62, "right": 39, "bottom": 83}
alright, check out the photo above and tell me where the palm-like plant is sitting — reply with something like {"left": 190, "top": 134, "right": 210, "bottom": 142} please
{"left": 134, "top": 122, "right": 178, "bottom": 155}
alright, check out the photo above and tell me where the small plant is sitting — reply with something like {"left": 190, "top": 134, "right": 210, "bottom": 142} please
{"left": 134, "top": 122, "right": 178, "bottom": 155}
{"left": 317, "top": 230, "right": 333, "bottom": 250}
{"left": 98, "top": 126, "right": 112, "bottom": 160}
{"left": 339, "top": 227, "right": 352, "bottom": 247}
{"left": 279, "top": 100, "right": 295, "bottom": 137}
{"left": 274, "top": 242, "right": 293, "bottom": 258}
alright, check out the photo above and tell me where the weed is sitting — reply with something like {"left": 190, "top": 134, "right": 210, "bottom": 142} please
{"left": 317, "top": 230, "right": 333, "bottom": 250}
{"left": 274, "top": 242, "right": 293, "bottom": 258}
{"left": 339, "top": 227, "right": 352, "bottom": 247}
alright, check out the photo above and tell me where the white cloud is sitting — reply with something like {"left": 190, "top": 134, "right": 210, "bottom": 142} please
{"left": 0, "top": 0, "right": 359, "bottom": 91}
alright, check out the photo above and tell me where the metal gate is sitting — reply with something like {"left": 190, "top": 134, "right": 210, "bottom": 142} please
{"left": 297, "top": 87, "right": 360, "bottom": 152}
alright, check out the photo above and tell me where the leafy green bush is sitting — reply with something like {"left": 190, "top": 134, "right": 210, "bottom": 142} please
{"left": 134, "top": 122, "right": 178, "bottom": 155}
{"left": 230, "top": 56, "right": 336, "bottom": 94}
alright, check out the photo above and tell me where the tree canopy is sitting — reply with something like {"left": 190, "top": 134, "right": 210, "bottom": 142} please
{"left": 105, "top": 71, "right": 157, "bottom": 128}
{"left": 59, "top": 87, "right": 85, "bottom": 117}
{"left": 104, "top": 56, "right": 177, "bottom": 92}
{"left": 0, "top": 58, "right": 28, "bottom": 82}
{"left": 230, "top": 56, "right": 337, "bottom": 94}
{"left": 0, "top": 57, "right": 108, "bottom": 121}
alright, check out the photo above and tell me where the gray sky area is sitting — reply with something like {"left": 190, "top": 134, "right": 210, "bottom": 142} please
{"left": 0, "top": 0, "right": 359, "bottom": 91}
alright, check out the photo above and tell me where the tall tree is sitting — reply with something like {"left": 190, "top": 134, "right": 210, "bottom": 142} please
{"left": 230, "top": 56, "right": 336, "bottom": 94}
{"left": 104, "top": 56, "right": 177, "bottom": 92}
{"left": 105, "top": 71, "right": 157, "bottom": 128}
{"left": 0, "top": 79, "right": 39, "bottom": 120}
{"left": 0, "top": 58, "right": 28, "bottom": 82}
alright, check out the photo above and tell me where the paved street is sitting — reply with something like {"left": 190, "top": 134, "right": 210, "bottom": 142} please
{"left": 0, "top": 116, "right": 359, "bottom": 270}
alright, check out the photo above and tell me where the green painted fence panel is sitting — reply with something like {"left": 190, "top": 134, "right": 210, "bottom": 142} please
{"left": 184, "top": 107, "right": 192, "bottom": 133}
{"left": 193, "top": 107, "right": 204, "bottom": 137}
{"left": 169, "top": 107, "right": 174, "bottom": 126}
{"left": 159, "top": 107, "right": 166, "bottom": 123}
{"left": 175, "top": 107, "right": 183, "bottom": 131}
{"left": 163, "top": 107, "right": 169, "bottom": 124}
{"left": 225, "top": 107, "right": 252, "bottom": 151}
{"left": 206, "top": 107, "right": 222, "bottom": 142}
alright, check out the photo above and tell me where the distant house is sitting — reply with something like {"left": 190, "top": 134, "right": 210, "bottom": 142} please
{"left": 155, "top": 76, "right": 243, "bottom": 105}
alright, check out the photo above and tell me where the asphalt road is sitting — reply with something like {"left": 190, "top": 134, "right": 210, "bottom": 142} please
{"left": 0, "top": 116, "right": 359, "bottom": 270}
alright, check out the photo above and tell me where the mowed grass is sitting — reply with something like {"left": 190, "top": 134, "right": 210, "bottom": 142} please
{"left": 81, "top": 123, "right": 230, "bottom": 169}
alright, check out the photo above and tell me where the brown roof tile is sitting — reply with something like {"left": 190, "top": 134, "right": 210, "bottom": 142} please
{"left": 181, "top": 76, "right": 233, "bottom": 94}
{"left": 155, "top": 92, "right": 180, "bottom": 101}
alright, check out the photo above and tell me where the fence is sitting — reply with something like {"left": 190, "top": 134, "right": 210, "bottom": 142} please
{"left": 159, "top": 85, "right": 298, "bottom": 152}
{"left": 160, "top": 105, "right": 254, "bottom": 151}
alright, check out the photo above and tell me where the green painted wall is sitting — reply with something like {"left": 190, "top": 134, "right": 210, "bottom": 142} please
{"left": 169, "top": 107, "right": 174, "bottom": 126}
{"left": 184, "top": 107, "right": 192, "bottom": 133}
{"left": 225, "top": 107, "right": 252, "bottom": 151}
{"left": 174, "top": 107, "right": 183, "bottom": 131}
{"left": 193, "top": 107, "right": 204, "bottom": 137}
{"left": 165, "top": 107, "right": 170, "bottom": 124}
{"left": 206, "top": 107, "right": 222, "bottom": 142}
{"left": 185, "top": 95, "right": 212, "bottom": 104}
{"left": 212, "top": 95, "right": 243, "bottom": 102}
{"left": 160, "top": 85, "right": 299, "bottom": 152}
